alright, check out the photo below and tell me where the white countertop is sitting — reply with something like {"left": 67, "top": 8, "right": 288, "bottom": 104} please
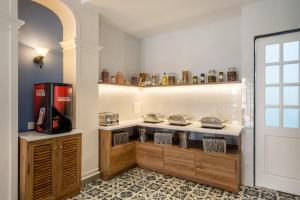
{"left": 19, "top": 129, "right": 83, "bottom": 142}
{"left": 99, "top": 119, "right": 243, "bottom": 137}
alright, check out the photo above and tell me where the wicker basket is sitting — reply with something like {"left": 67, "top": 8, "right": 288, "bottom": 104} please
{"left": 154, "top": 132, "right": 173, "bottom": 145}
{"left": 203, "top": 136, "right": 226, "bottom": 153}
{"left": 113, "top": 132, "right": 129, "bottom": 146}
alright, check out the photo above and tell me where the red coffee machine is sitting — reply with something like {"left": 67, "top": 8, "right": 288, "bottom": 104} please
{"left": 34, "top": 83, "right": 73, "bottom": 134}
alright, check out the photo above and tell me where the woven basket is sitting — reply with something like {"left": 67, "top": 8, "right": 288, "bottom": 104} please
{"left": 203, "top": 136, "right": 226, "bottom": 153}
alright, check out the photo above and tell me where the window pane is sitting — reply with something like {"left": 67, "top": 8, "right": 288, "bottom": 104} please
{"left": 283, "top": 108, "right": 299, "bottom": 128}
{"left": 265, "top": 108, "right": 280, "bottom": 127}
{"left": 265, "top": 44, "right": 280, "bottom": 63}
{"left": 283, "top": 41, "right": 299, "bottom": 62}
{"left": 283, "top": 64, "right": 299, "bottom": 83}
{"left": 265, "top": 87, "right": 280, "bottom": 105}
{"left": 265, "top": 65, "right": 279, "bottom": 84}
{"left": 283, "top": 86, "right": 299, "bottom": 106}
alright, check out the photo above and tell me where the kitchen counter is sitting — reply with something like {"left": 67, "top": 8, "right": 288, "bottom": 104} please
{"left": 19, "top": 129, "right": 83, "bottom": 142}
{"left": 99, "top": 119, "right": 243, "bottom": 137}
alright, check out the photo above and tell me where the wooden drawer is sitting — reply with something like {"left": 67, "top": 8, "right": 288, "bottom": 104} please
{"left": 136, "top": 143, "right": 163, "bottom": 170}
{"left": 110, "top": 143, "right": 136, "bottom": 174}
{"left": 164, "top": 148, "right": 195, "bottom": 177}
{"left": 164, "top": 148, "right": 194, "bottom": 165}
{"left": 195, "top": 154, "right": 236, "bottom": 184}
{"left": 164, "top": 158, "right": 195, "bottom": 177}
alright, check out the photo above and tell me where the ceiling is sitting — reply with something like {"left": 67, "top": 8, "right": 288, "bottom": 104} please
{"left": 85, "top": 0, "right": 256, "bottom": 38}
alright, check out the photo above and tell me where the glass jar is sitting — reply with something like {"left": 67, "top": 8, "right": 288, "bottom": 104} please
{"left": 111, "top": 76, "right": 116, "bottom": 84}
{"left": 151, "top": 74, "right": 158, "bottom": 85}
{"left": 131, "top": 74, "right": 138, "bottom": 85}
{"left": 101, "top": 68, "right": 109, "bottom": 83}
{"left": 161, "top": 73, "right": 168, "bottom": 85}
{"left": 227, "top": 67, "right": 237, "bottom": 82}
{"left": 218, "top": 72, "right": 224, "bottom": 82}
{"left": 116, "top": 71, "right": 124, "bottom": 85}
{"left": 208, "top": 70, "right": 217, "bottom": 83}
{"left": 168, "top": 73, "right": 176, "bottom": 85}
{"left": 182, "top": 69, "right": 189, "bottom": 84}
{"left": 200, "top": 73, "right": 205, "bottom": 84}
{"left": 192, "top": 76, "right": 198, "bottom": 84}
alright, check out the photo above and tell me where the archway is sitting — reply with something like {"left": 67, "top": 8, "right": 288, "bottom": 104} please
{"left": 32, "top": 0, "right": 80, "bottom": 126}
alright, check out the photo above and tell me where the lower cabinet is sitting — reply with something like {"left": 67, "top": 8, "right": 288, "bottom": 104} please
{"left": 98, "top": 130, "right": 241, "bottom": 192}
{"left": 136, "top": 142, "right": 241, "bottom": 192}
{"left": 136, "top": 142, "right": 164, "bottom": 170}
{"left": 99, "top": 130, "right": 136, "bottom": 180}
{"left": 19, "top": 133, "right": 82, "bottom": 200}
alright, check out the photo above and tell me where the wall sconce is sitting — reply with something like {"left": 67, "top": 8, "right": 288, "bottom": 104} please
{"left": 33, "top": 47, "right": 49, "bottom": 68}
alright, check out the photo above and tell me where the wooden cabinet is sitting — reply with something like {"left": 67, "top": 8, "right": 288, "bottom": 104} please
{"left": 135, "top": 141, "right": 241, "bottom": 193}
{"left": 19, "top": 133, "right": 82, "bottom": 200}
{"left": 195, "top": 153, "right": 240, "bottom": 191}
{"left": 98, "top": 128, "right": 241, "bottom": 193}
{"left": 136, "top": 142, "right": 164, "bottom": 170}
{"left": 164, "top": 147, "right": 195, "bottom": 178}
{"left": 99, "top": 130, "right": 136, "bottom": 180}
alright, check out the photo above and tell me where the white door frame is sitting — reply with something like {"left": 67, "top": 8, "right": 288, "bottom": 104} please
{"left": 254, "top": 28, "right": 300, "bottom": 194}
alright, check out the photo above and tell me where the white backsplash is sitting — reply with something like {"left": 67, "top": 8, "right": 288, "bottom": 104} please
{"left": 99, "top": 83, "right": 242, "bottom": 125}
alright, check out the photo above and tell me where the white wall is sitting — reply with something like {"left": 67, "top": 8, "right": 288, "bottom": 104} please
{"left": 98, "top": 85, "right": 141, "bottom": 121}
{"left": 0, "top": 0, "right": 20, "bottom": 199}
{"left": 141, "top": 84, "right": 242, "bottom": 124}
{"left": 141, "top": 13, "right": 241, "bottom": 79}
{"left": 99, "top": 21, "right": 141, "bottom": 81}
{"left": 240, "top": 0, "right": 300, "bottom": 186}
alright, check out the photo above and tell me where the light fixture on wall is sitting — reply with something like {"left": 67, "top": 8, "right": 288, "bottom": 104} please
{"left": 33, "top": 47, "right": 49, "bottom": 68}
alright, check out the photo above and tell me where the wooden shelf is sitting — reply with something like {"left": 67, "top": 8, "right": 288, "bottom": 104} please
{"left": 137, "top": 140, "right": 240, "bottom": 158}
{"left": 98, "top": 81, "right": 241, "bottom": 88}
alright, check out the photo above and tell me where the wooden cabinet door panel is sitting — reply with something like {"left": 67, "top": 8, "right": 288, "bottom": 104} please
{"left": 136, "top": 143, "right": 163, "bottom": 170}
{"left": 110, "top": 142, "right": 136, "bottom": 174}
{"left": 29, "top": 139, "right": 57, "bottom": 200}
{"left": 57, "top": 135, "right": 81, "bottom": 197}
{"left": 164, "top": 148, "right": 195, "bottom": 177}
{"left": 195, "top": 154, "right": 236, "bottom": 184}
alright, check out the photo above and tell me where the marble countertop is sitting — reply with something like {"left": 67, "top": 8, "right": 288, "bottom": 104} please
{"left": 99, "top": 119, "right": 243, "bottom": 137}
{"left": 19, "top": 129, "right": 83, "bottom": 142}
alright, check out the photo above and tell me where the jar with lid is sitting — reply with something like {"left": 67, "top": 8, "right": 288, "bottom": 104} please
{"left": 116, "top": 71, "right": 124, "bottom": 85}
{"left": 227, "top": 67, "right": 237, "bottom": 82}
{"left": 101, "top": 68, "right": 109, "bottom": 83}
{"left": 168, "top": 73, "right": 176, "bottom": 85}
{"left": 161, "top": 73, "right": 168, "bottom": 85}
{"left": 200, "top": 73, "right": 205, "bottom": 84}
{"left": 208, "top": 70, "right": 217, "bottom": 83}
{"left": 182, "top": 69, "right": 189, "bottom": 84}
{"left": 218, "top": 72, "right": 224, "bottom": 82}
{"left": 151, "top": 74, "right": 158, "bottom": 85}
{"left": 192, "top": 76, "right": 198, "bottom": 84}
{"left": 111, "top": 76, "right": 116, "bottom": 84}
{"left": 131, "top": 73, "right": 138, "bottom": 85}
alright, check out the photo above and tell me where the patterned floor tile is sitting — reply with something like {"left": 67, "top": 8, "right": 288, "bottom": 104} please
{"left": 69, "top": 167, "right": 300, "bottom": 200}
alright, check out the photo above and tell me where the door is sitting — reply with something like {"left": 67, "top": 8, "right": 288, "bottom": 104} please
{"left": 57, "top": 134, "right": 81, "bottom": 197}
{"left": 29, "top": 139, "right": 57, "bottom": 200}
{"left": 256, "top": 32, "right": 300, "bottom": 195}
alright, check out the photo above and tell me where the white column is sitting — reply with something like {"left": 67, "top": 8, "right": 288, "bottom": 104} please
{"left": 0, "top": 6, "right": 23, "bottom": 200}
{"left": 61, "top": 38, "right": 103, "bottom": 180}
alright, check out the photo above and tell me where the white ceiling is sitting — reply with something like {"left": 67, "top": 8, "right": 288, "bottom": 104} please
{"left": 85, "top": 0, "right": 256, "bottom": 38}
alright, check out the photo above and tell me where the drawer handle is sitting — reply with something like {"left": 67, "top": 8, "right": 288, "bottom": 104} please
{"left": 177, "top": 165, "right": 180, "bottom": 169}
{"left": 212, "top": 173, "right": 216, "bottom": 177}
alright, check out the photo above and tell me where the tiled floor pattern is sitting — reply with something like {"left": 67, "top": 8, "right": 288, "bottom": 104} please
{"left": 70, "top": 167, "right": 300, "bottom": 200}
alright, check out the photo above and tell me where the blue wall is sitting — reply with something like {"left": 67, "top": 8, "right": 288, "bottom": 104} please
{"left": 18, "top": 0, "right": 63, "bottom": 132}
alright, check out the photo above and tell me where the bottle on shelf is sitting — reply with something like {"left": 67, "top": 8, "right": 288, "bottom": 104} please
{"left": 161, "top": 73, "right": 168, "bottom": 85}
{"left": 200, "top": 73, "right": 205, "bottom": 84}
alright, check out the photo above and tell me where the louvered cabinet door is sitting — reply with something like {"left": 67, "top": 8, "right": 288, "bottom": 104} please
{"left": 28, "top": 139, "right": 57, "bottom": 200}
{"left": 57, "top": 134, "right": 82, "bottom": 198}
